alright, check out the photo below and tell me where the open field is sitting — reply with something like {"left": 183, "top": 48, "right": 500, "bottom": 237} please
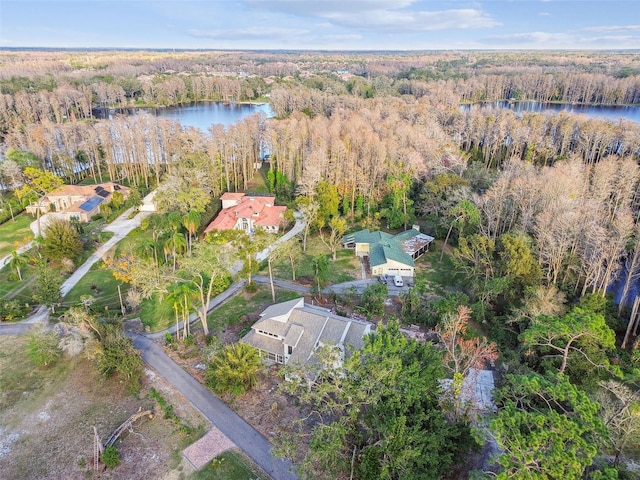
{"left": 0, "top": 334, "right": 209, "bottom": 480}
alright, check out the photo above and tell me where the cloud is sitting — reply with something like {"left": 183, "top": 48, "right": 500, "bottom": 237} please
{"left": 538, "top": 11, "right": 551, "bottom": 16}
{"left": 247, "top": 0, "right": 500, "bottom": 32}
{"left": 188, "top": 26, "right": 309, "bottom": 40}
{"left": 480, "top": 31, "right": 574, "bottom": 45}
{"left": 581, "top": 24, "right": 640, "bottom": 32}
{"left": 479, "top": 30, "right": 640, "bottom": 49}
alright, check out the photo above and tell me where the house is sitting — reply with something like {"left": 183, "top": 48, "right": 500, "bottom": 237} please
{"left": 242, "top": 298, "right": 372, "bottom": 367}
{"left": 342, "top": 226, "right": 434, "bottom": 278}
{"left": 25, "top": 182, "right": 129, "bottom": 222}
{"left": 203, "top": 192, "right": 287, "bottom": 234}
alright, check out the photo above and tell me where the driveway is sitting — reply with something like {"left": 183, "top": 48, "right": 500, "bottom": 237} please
{"left": 131, "top": 334, "right": 298, "bottom": 480}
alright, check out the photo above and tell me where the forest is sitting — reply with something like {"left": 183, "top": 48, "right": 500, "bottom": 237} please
{"left": 1, "top": 49, "right": 640, "bottom": 479}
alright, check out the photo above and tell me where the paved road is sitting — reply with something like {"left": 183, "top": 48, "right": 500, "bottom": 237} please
{"left": 61, "top": 207, "right": 152, "bottom": 296}
{"left": 131, "top": 334, "right": 298, "bottom": 480}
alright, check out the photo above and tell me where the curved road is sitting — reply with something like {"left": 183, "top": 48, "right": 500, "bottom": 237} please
{"left": 132, "top": 334, "right": 297, "bottom": 480}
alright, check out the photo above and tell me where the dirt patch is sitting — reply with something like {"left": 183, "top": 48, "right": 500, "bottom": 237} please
{"left": 0, "top": 335, "right": 206, "bottom": 480}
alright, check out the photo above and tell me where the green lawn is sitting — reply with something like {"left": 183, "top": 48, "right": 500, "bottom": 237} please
{"left": 261, "top": 234, "right": 359, "bottom": 284}
{"left": 63, "top": 263, "right": 127, "bottom": 312}
{"left": 207, "top": 285, "right": 300, "bottom": 332}
{"left": 138, "top": 293, "right": 175, "bottom": 331}
{"left": 190, "top": 450, "right": 269, "bottom": 480}
{"left": 0, "top": 214, "right": 34, "bottom": 258}
{"left": 0, "top": 262, "right": 37, "bottom": 320}
{"left": 414, "top": 242, "right": 462, "bottom": 295}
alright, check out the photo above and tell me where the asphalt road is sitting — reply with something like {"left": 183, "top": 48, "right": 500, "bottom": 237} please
{"left": 131, "top": 334, "right": 298, "bottom": 480}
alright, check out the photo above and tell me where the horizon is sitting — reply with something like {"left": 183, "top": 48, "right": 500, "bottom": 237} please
{"left": 2, "top": 1, "right": 640, "bottom": 51}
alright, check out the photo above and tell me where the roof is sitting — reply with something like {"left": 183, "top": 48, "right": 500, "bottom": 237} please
{"left": 345, "top": 227, "right": 433, "bottom": 268}
{"left": 369, "top": 241, "right": 415, "bottom": 268}
{"left": 343, "top": 228, "right": 393, "bottom": 245}
{"left": 243, "top": 298, "right": 372, "bottom": 367}
{"left": 78, "top": 195, "right": 104, "bottom": 212}
{"left": 45, "top": 182, "right": 127, "bottom": 199}
{"left": 204, "top": 193, "right": 286, "bottom": 233}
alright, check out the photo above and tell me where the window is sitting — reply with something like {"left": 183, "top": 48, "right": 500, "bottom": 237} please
{"left": 287, "top": 345, "right": 293, "bottom": 355}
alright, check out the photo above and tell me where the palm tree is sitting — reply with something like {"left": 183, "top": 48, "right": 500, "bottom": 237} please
{"left": 182, "top": 209, "right": 201, "bottom": 254}
{"left": 207, "top": 343, "right": 263, "bottom": 395}
{"left": 167, "top": 281, "right": 195, "bottom": 341}
{"left": 164, "top": 232, "right": 187, "bottom": 272}
{"left": 9, "top": 250, "right": 26, "bottom": 281}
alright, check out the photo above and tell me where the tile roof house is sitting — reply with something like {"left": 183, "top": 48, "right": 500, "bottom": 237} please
{"left": 242, "top": 298, "right": 373, "bottom": 367}
{"left": 25, "top": 182, "right": 129, "bottom": 222}
{"left": 342, "top": 226, "right": 434, "bottom": 277}
{"left": 204, "top": 193, "right": 287, "bottom": 234}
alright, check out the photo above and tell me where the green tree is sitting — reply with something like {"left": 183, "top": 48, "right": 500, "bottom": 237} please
{"left": 491, "top": 373, "right": 606, "bottom": 480}
{"left": 277, "top": 322, "right": 474, "bottom": 480}
{"left": 179, "top": 241, "right": 232, "bottom": 336}
{"left": 498, "top": 231, "right": 542, "bottom": 301}
{"left": 206, "top": 342, "right": 263, "bottom": 396}
{"left": 42, "top": 218, "right": 83, "bottom": 263}
{"left": 9, "top": 250, "right": 26, "bottom": 281}
{"left": 312, "top": 254, "right": 330, "bottom": 294}
{"left": 315, "top": 181, "right": 340, "bottom": 227}
{"left": 440, "top": 199, "right": 480, "bottom": 261}
{"left": 16, "top": 167, "right": 63, "bottom": 236}
{"left": 360, "top": 282, "right": 388, "bottom": 317}
{"left": 521, "top": 306, "right": 617, "bottom": 378}
{"left": 93, "top": 324, "right": 143, "bottom": 386}
{"left": 382, "top": 170, "right": 415, "bottom": 230}
{"left": 33, "top": 259, "right": 62, "bottom": 312}
{"left": 26, "top": 325, "right": 60, "bottom": 367}
{"left": 182, "top": 209, "right": 201, "bottom": 254}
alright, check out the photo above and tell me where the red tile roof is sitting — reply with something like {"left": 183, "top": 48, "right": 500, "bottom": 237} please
{"left": 204, "top": 194, "right": 286, "bottom": 233}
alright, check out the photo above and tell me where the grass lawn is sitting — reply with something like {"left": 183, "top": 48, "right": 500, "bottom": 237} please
{"left": 0, "top": 214, "right": 34, "bottom": 258}
{"left": 138, "top": 292, "right": 175, "bottom": 331}
{"left": 261, "top": 234, "right": 359, "bottom": 284}
{"left": 63, "top": 262, "right": 127, "bottom": 312}
{"left": 414, "top": 242, "right": 462, "bottom": 295}
{"left": 0, "top": 262, "right": 37, "bottom": 305}
{"left": 190, "top": 450, "right": 269, "bottom": 480}
{"left": 207, "top": 285, "right": 300, "bottom": 333}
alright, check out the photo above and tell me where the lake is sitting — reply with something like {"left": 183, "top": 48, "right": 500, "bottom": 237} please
{"left": 98, "top": 101, "right": 274, "bottom": 132}
{"left": 461, "top": 101, "right": 640, "bottom": 124}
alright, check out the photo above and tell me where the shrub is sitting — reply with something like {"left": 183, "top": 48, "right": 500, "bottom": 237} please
{"left": 101, "top": 445, "right": 120, "bottom": 468}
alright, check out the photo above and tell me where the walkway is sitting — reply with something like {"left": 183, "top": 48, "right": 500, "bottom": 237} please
{"left": 61, "top": 206, "right": 152, "bottom": 296}
{"left": 131, "top": 334, "right": 298, "bottom": 480}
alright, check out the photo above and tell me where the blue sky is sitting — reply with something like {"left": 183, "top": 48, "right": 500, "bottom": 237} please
{"left": 1, "top": 0, "right": 639, "bottom": 50}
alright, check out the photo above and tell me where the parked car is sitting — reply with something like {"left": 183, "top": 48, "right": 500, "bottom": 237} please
{"left": 393, "top": 275, "right": 403, "bottom": 287}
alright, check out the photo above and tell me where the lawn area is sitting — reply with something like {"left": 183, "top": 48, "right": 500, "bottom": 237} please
{"left": 207, "top": 284, "right": 301, "bottom": 333}
{"left": 414, "top": 242, "right": 462, "bottom": 295}
{"left": 0, "top": 214, "right": 34, "bottom": 258}
{"left": 138, "top": 293, "right": 176, "bottom": 331}
{"left": 63, "top": 262, "right": 127, "bottom": 312}
{"left": 0, "top": 261, "right": 37, "bottom": 308}
{"left": 261, "top": 234, "right": 359, "bottom": 284}
{"left": 190, "top": 450, "right": 269, "bottom": 480}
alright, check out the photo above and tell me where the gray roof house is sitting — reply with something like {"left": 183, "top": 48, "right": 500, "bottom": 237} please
{"left": 242, "top": 298, "right": 373, "bottom": 367}
{"left": 342, "top": 226, "right": 434, "bottom": 277}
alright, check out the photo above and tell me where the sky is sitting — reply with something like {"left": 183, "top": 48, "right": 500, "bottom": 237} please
{"left": 1, "top": 0, "right": 639, "bottom": 51}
